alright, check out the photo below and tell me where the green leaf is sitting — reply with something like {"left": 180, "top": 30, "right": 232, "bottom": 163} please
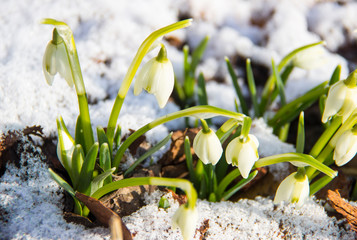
{"left": 71, "top": 144, "right": 84, "bottom": 189}
{"left": 222, "top": 170, "right": 258, "bottom": 200}
{"left": 90, "top": 167, "right": 116, "bottom": 195}
{"left": 124, "top": 133, "right": 172, "bottom": 177}
{"left": 113, "top": 125, "right": 121, "bottom": 151}
{"left": 197, "top": 72, "right": 208, "bottom": 106}
{"left": 48, "top": 168, "right": 75, "bottom": 197}
{"left": 272, "top": 59, "right": 286, "bottom": 106}
{"left": 246, "top": 59, "right": 260, "bottom": 117}
{"left": 77, "top": 142, "right": 99, "bottom": 195}
{"left": 99, "top": 143, "right": 112, "bottom": 185}
{"left": 296, "top": 112, "right": 305, "bottom": 153}
{"left": 184, "top": 136, "right": 196, "bottom": 185}
{"left": 97, "top": 126, "right": 109, "bottom": 149}
{"left": 225, "top": 57, "right": 249, "bottom": 115}
{"left": 309, "top": 175, "right": 333, "bottom": 196}
{"left": 173, "top": 78, "right": 186, "bottom": 108}
{"left": 190, "top": 36, "right": 209, "bottom": 72}
{"left": 75, "top": 115, "right": 85, "bottom": 151}
{"left": 329, "top": 65, "right": 341, "bottom": 86}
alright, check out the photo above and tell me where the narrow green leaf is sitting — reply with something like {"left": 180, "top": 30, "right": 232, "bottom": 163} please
{"left": 246, "top": 59, "right": 260, "bottom": 117}
{"left": 309, "top": 175, "right": 333, "bottom": 196}
{"left": 222, "top": 170, "right": 258, "bottom": 200}
{"left": 97, "top": 126, "right": 109, "bottom": 149}
{"left": 184, "top": 136, "right": 196, "bottom": 184}
{"left": 270, "top": 64, "right": 294, "bottom": 102}
{"left": 173, "top": 78, "right": 186, "bottom": 108}
{"left": 296, "top": 112, "right": 305, "bottom": 153}
{"left": 329, "top": 65, "right": 341, "bottom": 86}
{"left": 71, "top": 144, "right": 84, "bottom": 189}
{"left": 99, "top": 143, "right": 112, "bottom": 185}
{"left": 124, "top": 133, "right": 172, "bottom": 177}
{"left": 48, "top": 168, "right": 75, "bottom": 197}
{"left": 90, "top": 167, "right": 116, "bottom": 195}
{"left": 75, "top": 115, "right": 86, "bottom": 152}
{"left": 190, "top": 36, "right": 209, "bottom": 72}
{"left": 272, "top": 59, "right": 286, "bottom": 106}
{"left": 197, "top": 72, "right": 208, "bottom": 105}
{"left": 113, "top": 124, "right": 121, "bottom": 151}
{"left": 225, "top": 57, "right": 249, "bottom": 115}
{"left": 77, "top": 142, "right": 99, "bottom": 195}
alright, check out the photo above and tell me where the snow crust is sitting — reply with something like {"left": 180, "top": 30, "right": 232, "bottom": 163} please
{"left": 1, "top": 0, "right": 357, "bottom": 239}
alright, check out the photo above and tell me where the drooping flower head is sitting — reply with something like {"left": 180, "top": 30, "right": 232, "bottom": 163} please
{"left": 274, "top": 172, "right": 309, "bottom": 208}
{"left": 322, "top": 70, "right": 357, "bottom": 123}
{"left": 225, "top": 134, "right": 259, "bottom": 179}
{"left": 334, "top": 127, "right": 357, "bottom": 166}
{"left": 43, "top": 29, "right": 74, "bottom": 87}
{"left": 134, "top": 45, "right": 174, "bottom": 108}
{"left": 172, "top": 205, "right": 198, "bottom": 240}
{"left": 291, "top": 44, "right": 327, "bottom": 70}
{"left": 193, "top": 127, "right": 223, "bottom": 165}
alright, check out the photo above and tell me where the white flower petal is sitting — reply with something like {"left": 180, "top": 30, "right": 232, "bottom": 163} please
{"left": 56, "top": 43, "right": 74, "bottom": 88}
{"left": 322, "top": 81, "right": 348, "bottom": 123}
{"left": 274, "top": 173, "right": 296, "bottom": 204}
{"left": 172, "top": 205, "right": 198, "bottom": 240}
{"left": 193, "top": 129, "right": 223, "bottom": 165}
{"left": 334, "top": 130, "right": 357, "bottom": 166}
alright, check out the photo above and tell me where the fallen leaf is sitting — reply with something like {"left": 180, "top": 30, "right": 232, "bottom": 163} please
{"left": 327, "top": 189, "right": 357, "bottom": 232}
{"left": 75, "top": 192, "right": 133, "bottom": 240}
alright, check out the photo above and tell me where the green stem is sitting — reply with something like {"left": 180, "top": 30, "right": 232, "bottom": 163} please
{"left": 43, "top": 20, "right": 94, "bottom": 153}
{"left": 106, "top": 19, "right": 192, "bottom": 147}
{"left": 254, "top": 153, "right": 337, "bottom": 178}
{"left": 216, "top": 168, "right": 241, "bottom": 200}
{"left": 309, "top": 116, "right": 341, "bottom": 158}
{"left": 91, "top": 177, "right": 197, "bottom": 209}
{"left": 112, "top": 105, "right": 245, "bottom": 169}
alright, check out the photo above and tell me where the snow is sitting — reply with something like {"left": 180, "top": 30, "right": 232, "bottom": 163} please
{"left": 1, "top": 0, "right": 357, "bottom": 239}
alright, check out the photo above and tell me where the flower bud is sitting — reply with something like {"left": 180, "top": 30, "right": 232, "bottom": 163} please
{"left": 274, "top": 172, "right": 309, "bottom": 208}
{"left": 193, "top": 129, "right": 223, "bottom": 165}
{"left": 225, "top": 134, "right": 259, "bottom": 179}
{"left": 291, "top": 45, "right": 327, "bottom": 70}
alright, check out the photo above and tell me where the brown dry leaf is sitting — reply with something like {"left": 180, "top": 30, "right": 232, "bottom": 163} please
{"left": 160, "top": 128, "right": 199, "bottom": 166}
{"left": 327, "top": 189, "right": 357, "bottom": 232}
{"left": 75, "top": 192, "right": 133, "bottom": 240}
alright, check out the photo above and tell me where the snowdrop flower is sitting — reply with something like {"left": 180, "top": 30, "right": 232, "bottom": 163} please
{"left": 42, "top": 30, "right": 74, "bottom": 87}
{"left": 274, "top": 172, "right": 309, "bottom": 208}
{"left": 333, "top": 128, "right": 357, "bottom": 166}
{"left": 134, "top": 46, "right": 174, "bottom": 108}
{"left": 291, "top": 45, "right": 327, "bottom": 70}
{"left": 225, "top": 134, "right": 259, "bottom": 179}
{"left": 172, "top": 205, "right": 198, "bottom": 240}
{"left": 322, "top": 72, "right": 357, "bottom": 123}
{"left": 56, "top": 117, "right": 75, "bottom": 172}
{"left": 193, "top": 128, "right": 223, "bottom": 165}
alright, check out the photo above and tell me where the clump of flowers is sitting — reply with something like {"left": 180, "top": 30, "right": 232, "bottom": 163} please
{"left": 41, "top": 18, "right": 354, "bottom": 239}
